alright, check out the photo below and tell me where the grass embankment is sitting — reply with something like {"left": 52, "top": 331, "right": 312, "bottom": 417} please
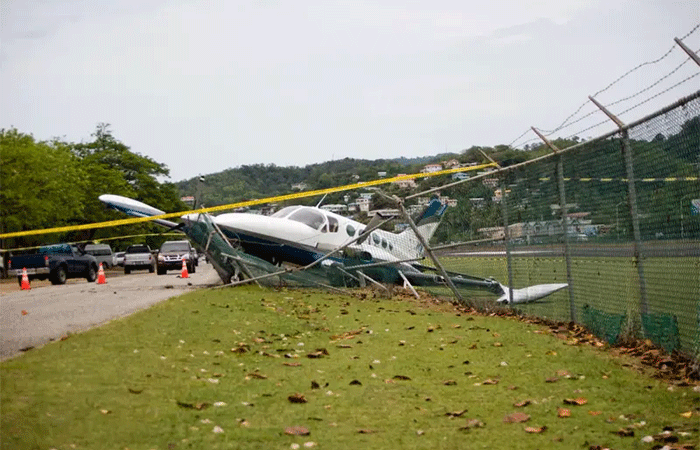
{"left": 2, "top": 286, "right": 698, "bottom": 450}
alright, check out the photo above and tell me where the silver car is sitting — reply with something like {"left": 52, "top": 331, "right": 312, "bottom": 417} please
{"left": 123, "top": 245, "right": 155, "bottom": 274}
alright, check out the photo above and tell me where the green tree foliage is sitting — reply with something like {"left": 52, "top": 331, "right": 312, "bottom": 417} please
{"left": 1, "top": 125, "right": 187, "bottom": 250}
{"left": 0, "top": 129, "right": 87, "bottom": 247}
{"left": 67, "top": 124, "right": 187, "bottom": 247}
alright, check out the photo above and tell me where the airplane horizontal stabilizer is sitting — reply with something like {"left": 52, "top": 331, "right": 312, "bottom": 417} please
{"left": 496, "top": 283, "right": 568, "bottom": 304}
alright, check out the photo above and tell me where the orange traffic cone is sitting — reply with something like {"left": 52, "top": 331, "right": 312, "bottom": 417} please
{"left": 20, "top": 268, "right": 31, "bottom": 290}
{"left": 97, "top": 263, "right": 106, "bottom": 284}
{"left": 180, "top": 258, "right": 189, "bottom": 278}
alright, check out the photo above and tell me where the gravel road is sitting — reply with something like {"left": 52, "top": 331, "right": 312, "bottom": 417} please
{"left": 0, "top": 263, "right": 221, "bottom": 361}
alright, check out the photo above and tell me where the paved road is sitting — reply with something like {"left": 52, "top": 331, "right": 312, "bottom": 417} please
{"left": 0, "top": 263, "right": 221, "bottom": 361}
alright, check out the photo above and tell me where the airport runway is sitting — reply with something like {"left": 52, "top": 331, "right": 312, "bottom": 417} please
{"left": 0, "top": 263, "right": 221, "bottom": 361}
{"left": 445, "top": 241, "right": 700, "bottom": 258}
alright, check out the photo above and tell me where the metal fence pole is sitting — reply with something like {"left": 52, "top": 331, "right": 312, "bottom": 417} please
{"left": 589, "top": 96, "right": 649, "bottom": 321}
{"left": 396, "top": 199, "right": 468, "bottom": 307}
{"left": 499, "top": 179, "right": 515, "bottom": 307}
{"left": 531, "top": 128, "right": 577, "bottom": 322}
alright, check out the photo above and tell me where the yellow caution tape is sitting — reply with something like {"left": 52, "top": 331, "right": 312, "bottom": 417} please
{"left": 0, "top": 163, "right": 497, "bottom": 239}
{"left": 4, "top": 233, "right": 184, "bottom": 253}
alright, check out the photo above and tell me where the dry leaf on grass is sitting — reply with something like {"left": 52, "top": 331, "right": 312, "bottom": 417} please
{"left": 614, "top": 428, "right": 635, "bottom": 437}
{"left": 445, "top": 409, "right": 468, "bottom": 418}
{"left": 557, "top": 408, "right": 571, "bottom": 418}
{"left": 524, "top": 426, "right": 547, "bottom": 433}
{"left": 563, "top": 397, "right": 588, "bottom": 406}
{"left": 247, "top": 372, "right": 268, "bottom": 379}
{"left": 393, "top": 375, "right": 411, "bottom": 380}
{"left": 284, "top": 426, "right": 310, "bottom": 436}
{"left": 177, "top": 401, "right": 209, "bottom": 410}
{"left": 503, "top": 412, "right": 530, "bottom": 423}
{"left": 459, "top": 419, "right": 485, "bottom": 430}
{"left": 514, "top": 400, "right": 531, "bottom": 408}
{"left": 284, "top": 362, "right": 302, "bottom": 367}
{"left": 288, "top": 393, "right": 307, "bottom": 404}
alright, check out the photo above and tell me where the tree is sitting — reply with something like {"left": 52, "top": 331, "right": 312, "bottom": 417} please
{"left": 69, "top": 124, "right": 186, "bottom": 240}
{"left": 0, "top": 129, "right": 87, "bottom": 247}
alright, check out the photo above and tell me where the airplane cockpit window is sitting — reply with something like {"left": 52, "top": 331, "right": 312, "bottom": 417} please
{"left": 346, "top": 224, "right": 356, "bottom": 236}
{"left": 271, "top": 206, "right": 302, "bottom": 218}
{"left": 327, "top": 216, "right": 339, "bottom": 233}
{"left": 288, "top": 208, "right": 326, "bottom": 230}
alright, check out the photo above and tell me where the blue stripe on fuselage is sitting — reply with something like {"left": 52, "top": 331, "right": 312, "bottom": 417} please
{"left": 219, "top": 228, "right": 326, "bottom": 266}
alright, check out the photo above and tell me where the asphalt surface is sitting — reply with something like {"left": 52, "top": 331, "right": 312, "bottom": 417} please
{"left": 0, "top": 263, "right": 221, "bottom": 361}
{"left": 444, "top": 241, "right": 700, "bottom": 258}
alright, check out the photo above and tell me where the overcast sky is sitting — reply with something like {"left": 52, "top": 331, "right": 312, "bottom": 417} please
{"left": 2, "top": 1, "right": 699, "bottom": 181}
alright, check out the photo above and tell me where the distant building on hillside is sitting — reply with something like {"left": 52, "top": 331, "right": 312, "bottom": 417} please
{"left": 443, "top": 159, "right": 460, "bottom": 168}
{"left": 422, "top": 163, "right": 443, "bottom": 173}
{"left": 357, "top": 197, "right": 371, "bottom": 212}
{"left": 291, "top": 182, "right": 308, "bottom": 191}
{"left": 321, "top": 204, "right": 348, "bottom": 214}
{"left": 393, "top": 174, "right": 417, "bottom": 189}
{"left": 482, "top": 178, "right": 499, "bottom": 189}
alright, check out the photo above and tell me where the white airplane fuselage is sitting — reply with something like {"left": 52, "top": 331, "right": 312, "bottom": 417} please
{"left": 209, "top": 205, "right": 430, "bottom": 267}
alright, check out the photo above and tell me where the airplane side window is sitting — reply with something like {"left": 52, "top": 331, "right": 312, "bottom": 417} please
{"left": 382, "top": 238, "right": 388, "bottom": 249}
{"left": 346, "top": 224, "right": 356, "bottom": 236}
{"left": 327, "top": 216, "right": 339, "bottom": 233}
{"left": 372, "top": 234, "right": 380, "bottom": 245}
{"left": 389, "top": 242, "right": 393, "bottom": 251}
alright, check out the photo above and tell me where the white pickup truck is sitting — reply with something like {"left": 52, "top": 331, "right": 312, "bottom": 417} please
{"left": 123, "top": 244, "right": 155, "bottom": 274}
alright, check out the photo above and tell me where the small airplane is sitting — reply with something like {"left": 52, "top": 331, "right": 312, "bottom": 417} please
{"left": 99, "top": 194, "right": 567, "bottom": 304}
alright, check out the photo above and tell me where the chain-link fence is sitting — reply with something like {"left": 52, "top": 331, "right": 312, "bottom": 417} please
{"left": 421, "top": 91, "right": 699, "bottom": 362}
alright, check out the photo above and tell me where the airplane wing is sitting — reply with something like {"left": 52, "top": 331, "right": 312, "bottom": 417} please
{"left": 99, "top": 194, "right": 181, "bottom": 229}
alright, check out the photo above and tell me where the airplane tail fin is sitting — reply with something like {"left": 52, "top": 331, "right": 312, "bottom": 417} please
{"left": 399, "top": 198, "right": 448, "bottom": 258}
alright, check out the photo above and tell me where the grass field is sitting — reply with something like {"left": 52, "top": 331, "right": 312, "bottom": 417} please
{"left": 2, "top": 284, "right": 698, "bottom": 450}
{"left": 437, "top": 255, "right": 700, "bottom": 353}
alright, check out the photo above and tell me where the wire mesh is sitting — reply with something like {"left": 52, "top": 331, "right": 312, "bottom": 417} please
{"left": 429, "top": 93, "right": 700, "bottom": 359}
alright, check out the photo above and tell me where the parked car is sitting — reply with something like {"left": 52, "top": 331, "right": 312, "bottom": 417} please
{"left": 157, "top": 240, "right": 197, "bottom": 275}
{"left": 84, "top": 244, "right": 115, "bottom": 268}
{"left": 114, "top": 251, "right": 126, "bottom": 266}
{"left": 123, "top": 244, "right": 155, "bottom": 274}
{"left": 7, "top": 243, "right": 98, "bottom": 285}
